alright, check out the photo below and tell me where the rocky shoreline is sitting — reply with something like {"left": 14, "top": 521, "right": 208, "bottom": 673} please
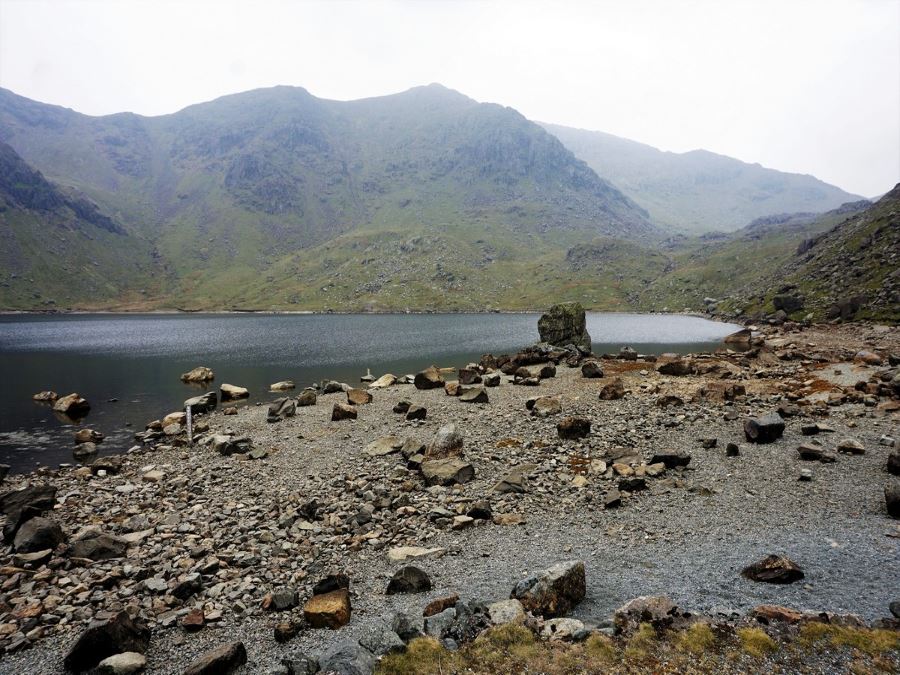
{"left": 0, "top": 311, "right": 898, "bottom": 673}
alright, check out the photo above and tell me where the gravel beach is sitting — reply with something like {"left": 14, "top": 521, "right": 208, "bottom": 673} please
{"left": 0, "top": 322, "right": 898, "bottom": 673}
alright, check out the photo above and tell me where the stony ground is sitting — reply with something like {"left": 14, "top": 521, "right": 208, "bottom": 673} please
{"left": 0, "top": 322, "right": 898, "bottom": 673}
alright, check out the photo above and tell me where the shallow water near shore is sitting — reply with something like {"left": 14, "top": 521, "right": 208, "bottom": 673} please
{"left": 0, "top": 312, "right": 739, "bottom": 473}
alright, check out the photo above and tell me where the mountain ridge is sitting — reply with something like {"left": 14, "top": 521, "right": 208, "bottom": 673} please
{"left": 541, "top": 122, "right": 862, "bottom": 233}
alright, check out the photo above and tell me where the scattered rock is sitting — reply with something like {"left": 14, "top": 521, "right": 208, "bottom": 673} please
{"left": 12, "top": 516, "right": 64, "bottom": 553}
{"left": 267, "top": 397, "right": 296, "bottom": 422}
{"left": 887, "top": 483, "right": 900, "bottom": 518}
{"left": 303, "top": 589, "right": 352, "bottom": 629}
{"left": 32, "top": 390, "right": 58, "bottom": 402}
{"left": 614, "top": 595, "right": 677, "bottom": 632}
{"left": 581, "top": 361, "right": 604, "bottom": 378}
{"left": 297, "top": 389, "right": 317, "bottom": 406}
{"left": 96, "top": 651, "right": 147, "bottom": 675}
{"left": 459, "top": 386, "right": 489, "bottom": 403}
{"left": 183, "top": 641, "right": 247, "bottom": 675}
{"left": 598, "top": 378, "right": 625, "bottom": 400}
{"left": 331, "top": 403, "right": 358, "bottom": 421}
{"left": 742, "top": 555, "right": 804, "bottom": 584}
{"left": 317, "top": 641, "right": 375, "bottom": 675}
{"left": 386, "top": 566, "right": 432, "bottom": 594}
{"left": 530, "top": 396, "right": 561, "bottom": 418}
{"left": 184, "top": 392, "right": 217, "bottom": 414}
{"left": 220, "top": 383, "right": 249, "bottom": 401}
{"left": 426, "top": 424, "right": 463, "bottom": 459}
{"left": 420, "top": 458, "right": 474, "bottom": 486}
{"left": 347, "top": 388, "right": 373, "bottom": 405}
{"left": 557, "top": 417, "right": 590, "bottom": 440}
{"left": 414, "top": 366, "right": 444, "bottom": 390}
{"left": 270, "top": 380, "right": 295, "bottom": 391}
{"left": 744, "top": 414, "right": 786, "bottom": 443}
{"left": 63, "top": 611, "right": 150, "bottom": 673}
{"left": 53, "top": 393, "right": 90, "bottom": 416}
{"left": 510, "top": 560, "right": 586, "bottom": 618}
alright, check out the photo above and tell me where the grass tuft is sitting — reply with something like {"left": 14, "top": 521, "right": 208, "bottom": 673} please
{"left": 675, "top": 622, "right": 716, "bottom": 655}
{"left": 737, "top": 627, "right": 778, "bottom": 658}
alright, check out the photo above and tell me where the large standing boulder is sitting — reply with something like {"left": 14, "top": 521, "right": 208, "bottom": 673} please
{"left": 510, "top": 560, "right": 586, "bottom": 618}
{"left": 538, "top": 302, "right": 591, "bottom": 351}
{"left": 183, "top": 641, "right": 247, "bottom": 675}
{"left": 0, "top": 483, "right": 57, "bottom": 542}
{"left": 414, "top": 366, "right": 445, "bottom": 390}
{"left": 63, "top": 611, "right": 151, "bottom": 673}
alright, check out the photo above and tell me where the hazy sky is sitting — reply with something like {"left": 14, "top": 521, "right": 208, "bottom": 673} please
{"left": 1, "top": 0, "right": 898, "bottom": 196}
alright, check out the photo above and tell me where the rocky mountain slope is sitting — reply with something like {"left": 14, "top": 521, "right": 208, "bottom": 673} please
{"left": 0, "top": 85, "right": 655, "bottom": 310}
{"left": 0, "top": 142, "right": 159, "bottom": 308}
{"left": 542, "top": 123, "right": 862, "bottom": 233}
{"left": 725, "top": 184, "right": 900, "bottom": 322}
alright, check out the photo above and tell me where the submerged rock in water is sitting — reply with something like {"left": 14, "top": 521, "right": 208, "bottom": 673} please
{"left": 181, "top": 366, "right": 214, "bottom": 383}
{"left": 220, "top": 383, "right": 249, "bottom": 401}
{"left": 537, "top": 302, "right": 591, "bottom": 351}
{"left": 270, "top": 380, "right": 295, "bottom": 391}
{"left": 32, "top": 390, "right": 58, "bottom": 402}
{"left": 53, "top": 393, "right": 90, "bottom": 416}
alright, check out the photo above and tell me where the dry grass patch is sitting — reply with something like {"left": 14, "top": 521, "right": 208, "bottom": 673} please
{"left": 799, "top": 622, "right": 900, "bottom": 657}
{"left": 675, "top": 622, "right": 716, "bottom": 655}
{"left": 737, "top": 627, "right": 778, "bottom": 658}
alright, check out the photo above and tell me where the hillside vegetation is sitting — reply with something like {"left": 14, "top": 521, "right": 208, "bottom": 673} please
{"left": 0, "top": 84, "right": 890, "bottom": 319}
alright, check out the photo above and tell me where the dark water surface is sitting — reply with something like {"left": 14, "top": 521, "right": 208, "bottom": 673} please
{"left": 0, "top": 312, "right": 739, "bottom": 473}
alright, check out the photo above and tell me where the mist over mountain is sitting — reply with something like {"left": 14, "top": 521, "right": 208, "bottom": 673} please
{"left": 541, "top": 123, "right": 862, "bottom": 233}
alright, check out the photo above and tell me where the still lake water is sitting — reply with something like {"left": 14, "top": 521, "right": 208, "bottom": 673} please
{"left": 0, "top": 313, "right": 739, "bottom": 473}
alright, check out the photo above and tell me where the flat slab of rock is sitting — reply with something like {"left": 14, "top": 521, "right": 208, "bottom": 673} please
{"left": 368, "top": 373, "right": 397, "bottom": 389}
{"left": 459, "top": 386, "right": 489, "bottom": 403}
{"left": 183, "top": 641, "right": 247, "bottom": 675}
{"left": 269, "top": 380, "right": 295, "bottom": 391}
{"left": 364, "top": 436, "right": 404, "bottom": 457}
{"left": 420, "top": 458, "right": 474, "bottom": 486}
{"left": 97, "top": 651, "right": 146, "bottom": 675}
{"left": 386, "top": 546, "right": 445, "bottom": 562}
{"left": 510, "top": 560, "right": 586, "bottom": 618}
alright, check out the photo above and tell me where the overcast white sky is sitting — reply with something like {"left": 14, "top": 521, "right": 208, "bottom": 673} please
{"left": 1, "top": 0, "right": 898, "bottom": 196}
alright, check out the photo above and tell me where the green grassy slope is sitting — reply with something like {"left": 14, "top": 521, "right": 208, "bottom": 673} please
{"left": 542, "top": 123, "right": 862, "bottom": 234}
